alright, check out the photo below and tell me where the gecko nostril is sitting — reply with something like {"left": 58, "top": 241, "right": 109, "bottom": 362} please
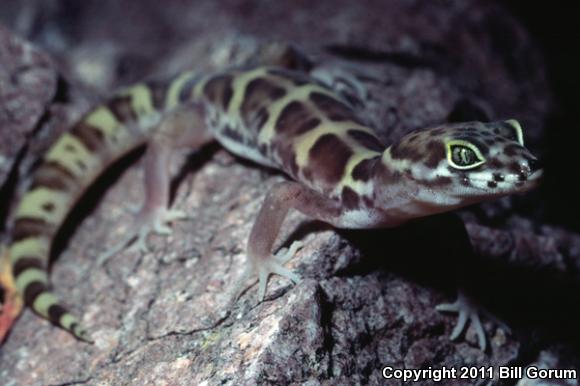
{"left": 527, "top": 158, "right": 542, "bottom": 173}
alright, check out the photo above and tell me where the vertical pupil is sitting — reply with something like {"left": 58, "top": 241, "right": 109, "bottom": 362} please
{"left": 451, "top": 146, "right": 477, "bottom": 166}
{"left": 460, "top": 148, "right": 470, "bottom": 164}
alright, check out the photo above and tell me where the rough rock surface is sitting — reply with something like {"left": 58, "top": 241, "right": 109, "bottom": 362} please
{"left": 0, "top": 24, "right": 56, "bottom": 194}
{"left": 0, "top": 1, "right": 578, "bottom": 385}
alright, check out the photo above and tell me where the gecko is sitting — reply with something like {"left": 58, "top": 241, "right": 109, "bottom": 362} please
{"left": 0, "top": 43, "right": 542, "bottom": 348}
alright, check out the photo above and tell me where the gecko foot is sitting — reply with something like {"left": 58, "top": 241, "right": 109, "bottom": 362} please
{"left": 97, "top": 207, "right": 189, "bottom": 265}
{"left": 436, "top": 291, "right": 487, "bottom": 351}
{"left": 311, "top": 65, "right": 368, "bottom": 108}
{"left": 256, "top": 241, "right": 303, "bottom": 301}
{"left": 233, "top": 241, "right": 303, "bottom": 303}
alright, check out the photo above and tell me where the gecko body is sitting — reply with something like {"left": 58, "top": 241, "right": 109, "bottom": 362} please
{"left": 0, "top": 46, "right": 542, "bottom": 344}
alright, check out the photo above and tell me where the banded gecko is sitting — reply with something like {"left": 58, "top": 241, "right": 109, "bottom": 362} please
{"left": 0, "top": 44, "right": 542, "bottom": 348}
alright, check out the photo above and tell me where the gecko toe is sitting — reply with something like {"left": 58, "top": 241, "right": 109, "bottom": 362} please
{"left": 257, "top": 269, "right": 268, "bottom": 302}
{"left": 269, "top": 262, "right": 301, "bottom": 284}
{"left": 153, "top": 222, "right": 172, "bottom": 236}
{"left": 164, "top": 209, "right": 189, "bottom": 221}
{"left": 274, "top": 241, "right": 304, "bottom": 263}
{"left": 254, "top": 258, "right": 301, "bottom": 302}
{"left": 436, "top": 292, "right": 488, "bottom": 351}
{"left": 101, "top": 206, "right": 188, "bottom": 261}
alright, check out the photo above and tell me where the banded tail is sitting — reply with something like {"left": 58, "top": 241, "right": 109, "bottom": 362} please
{"left": 6, "top": 78, "right": 182, "bottom": 341}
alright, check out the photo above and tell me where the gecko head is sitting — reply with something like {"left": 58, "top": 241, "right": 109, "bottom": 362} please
{"left": 382, "top": 120, "right": 543, "bottom": 208}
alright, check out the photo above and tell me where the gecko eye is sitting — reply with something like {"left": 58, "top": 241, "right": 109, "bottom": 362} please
{"left": 446, "top": 140, "right": 486, "bottom": 170}
{"left": 504, "top": 119, "right": 524, "bottom": 146}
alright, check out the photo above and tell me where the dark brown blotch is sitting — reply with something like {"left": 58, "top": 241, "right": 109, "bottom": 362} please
{"left": 253, "top": 108, "right": 270, "bottom": 132}
{"left": 23, "top": 281, "right": 46, "bottom": 306}
{"left": 48, "top": 304, "right": 68, "bottom": 325}
{"left": 70, "top": 122, "right": 106, "bottom": 152}
{"left": 487, "top": 180, "right": 498, "bottom": 188}
{"left": 390, "top": 143, "right": 423, "bottom": 162}
{"left": 203, "top": 74, "right": 234, "bottom": 111}
{"left": 424, "top": 141, "right": 445, "bottom": 168}
{"left": 275, "top": 101, "right": 320, "bottom": 137}
{"left": 503, "top": 144, "right": 519, "bottom": 157}
{"left": 351, "top": 157, "right": 379, "bottom": 181}
{"left": 508, "top": 161, "right": 522, "bottom": 174}
{"left": 407, "top": 134, "right": 419, "bottom": 143}
{"left": 272, "top": 141, "right": 299, "bottom": 177}
{"left": 258, "top": 143, "right": 270, "bottom": 158}
{"left": 12, "top": 257, "right": 45, "bottom": 277}
{"left": 31, "top": 161, "right": 79, "bottom": 192}
{"left": 306, "top": 134, "right": 353, "bottom": 186}
{"left": 221, "top": 125, "right": 246, "bottom": 144}
{"left": 310, "top": 92, "right": 358, "bottom": 122}
{"left": 148, "top": 80, "right": 168, "bottom": 110}
{"left": 241, "top": 78, "right": 286, "bottom": 130}
{"left": 362, "top": 195, "right": 375, "bottom": 208}
{"left": 347, "top": 130, "right": 384, "bottom": 152}
{"left": 107, "top": 96, "right": 137, "bottom": 123}
{"left": 487, "top": 159, "right": 502, "bottom": 169}
{"left": 341, "top": 186, "right": 360, "bottom": 210}
{"left": 12, "top": 217, "right": 54, "bottom": 242}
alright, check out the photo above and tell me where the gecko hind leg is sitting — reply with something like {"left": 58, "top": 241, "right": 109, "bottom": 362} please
{"left": 249, "top": 41, "right": 314, "bottom": 72}
{"left": 99, "top": 106, "right": 213, "bottom": 265}
{"left": 311, "top": 66, "right": 367, "bottom": 105}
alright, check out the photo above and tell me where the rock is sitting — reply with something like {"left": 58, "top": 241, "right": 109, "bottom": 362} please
{"left": 0, "top": 24, "right": 56, "bottom": 188}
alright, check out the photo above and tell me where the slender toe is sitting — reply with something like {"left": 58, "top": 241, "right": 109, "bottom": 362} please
{"left": 257, "top": 270, "right": 268, "bottom": 302}
{"left": 435, "top": 301, "right": 459, "bottom": 313}
{"left": 270, "top": 264, "right": 301, "bottom": 284}
{"left": 450, "top": 309, "right": 468, "bottom": 340}
{"left": 471, "top": 313, "right": 486, "bottom": 351}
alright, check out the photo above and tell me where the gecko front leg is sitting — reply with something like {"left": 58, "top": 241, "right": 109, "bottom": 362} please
{"left": 240, "top": 181, "right": 342, "bottom": 301}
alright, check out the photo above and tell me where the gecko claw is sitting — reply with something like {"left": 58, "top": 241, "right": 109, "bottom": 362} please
{"left": 233, "top": 240, "right": 304, "bottom": 303}
{"left": 256, "top": 240, "right": 303, "bottom": 301}
{"left": 436, "top": 291, "right": 487, "bottom": 351}
{"left": 274, "top": 240, "right": 304, "bottom": 263}
{"left": 255, "top": 258, "right": 302, "bottom": 302}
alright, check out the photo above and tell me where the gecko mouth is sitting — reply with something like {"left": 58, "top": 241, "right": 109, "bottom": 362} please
{"left": 455, "top": 168, "right": 543, "bottom": 197}
{"left": 515, "top": 169, "right": 544, "bottom": 191}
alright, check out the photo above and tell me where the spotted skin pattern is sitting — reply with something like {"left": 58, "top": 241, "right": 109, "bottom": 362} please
{"left": 0, "top": 46, "right": 542, "bottom": 345}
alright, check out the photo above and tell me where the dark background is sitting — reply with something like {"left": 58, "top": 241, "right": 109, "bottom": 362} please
{"left": 504, "top": 2, "right": 580, "bottom": 232}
